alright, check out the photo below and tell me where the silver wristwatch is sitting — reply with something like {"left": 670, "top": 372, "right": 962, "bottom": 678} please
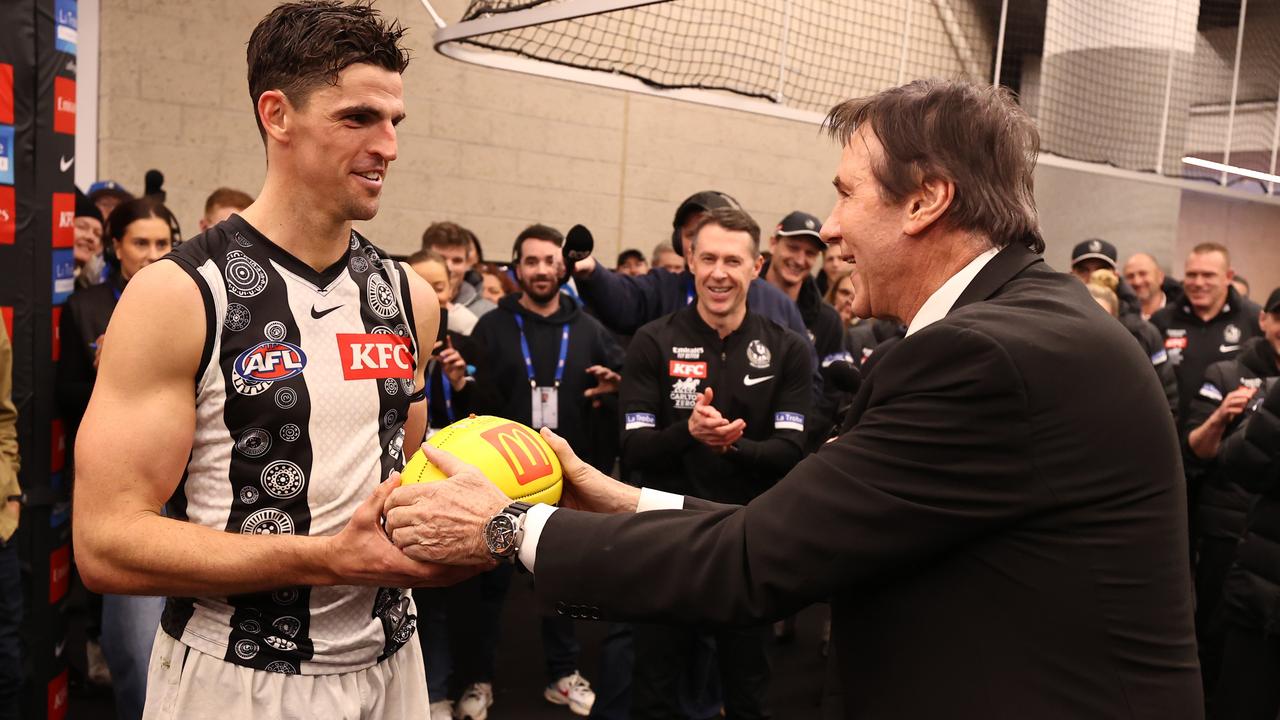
{"left": 483, "top": 502, "right": 531, "bottom": 563}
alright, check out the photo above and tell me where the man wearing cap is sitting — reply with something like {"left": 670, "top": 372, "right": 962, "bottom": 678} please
{"left": 764, "top": 211, "right": 851, "bottom": 443}
{"left": 1181, "top": 286, "right": 1280, "bottom": 697}
{"left": 86, "top": 180, "right": 133, "bottom": 224}
{"left": 616, "top": 249, "right": 649, "bottom": 277}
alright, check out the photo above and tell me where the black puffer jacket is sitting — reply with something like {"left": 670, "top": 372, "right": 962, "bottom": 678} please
{"left": 1185, "top": 338, "right": 1279, "bottom": 541}
{"left": 1219, "top": 373, "right": 1280, "bottom": 633}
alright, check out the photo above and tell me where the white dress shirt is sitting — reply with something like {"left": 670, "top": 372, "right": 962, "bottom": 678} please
{"left": 518, "top": 245, "right": 1001, "bottom": 572}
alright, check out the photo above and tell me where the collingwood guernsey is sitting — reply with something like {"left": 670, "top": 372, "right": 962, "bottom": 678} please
{"left": 160, "top": 215, "right": 420, "bottom": 675}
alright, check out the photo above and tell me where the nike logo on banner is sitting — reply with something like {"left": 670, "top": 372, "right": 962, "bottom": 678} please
{"left": 743, "top": 375, "right": 774, "bottom": 387}
{"left": 311, "top": 305, "right": 343, "bottom": 319}
{"left": 1219, "top": 344, "right": 1241, "bottom": 353}
{"left": 59, "top": 155, "right": 74, "bottom": 172}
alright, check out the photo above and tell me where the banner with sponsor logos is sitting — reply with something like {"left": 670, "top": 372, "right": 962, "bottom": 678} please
{"left": 0, "top": 0, "right": 76, "bottom": 716}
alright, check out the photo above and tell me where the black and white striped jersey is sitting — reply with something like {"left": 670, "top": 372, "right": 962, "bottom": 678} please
{"left": 159, "top": 215, "right": 421, "bottom": 675}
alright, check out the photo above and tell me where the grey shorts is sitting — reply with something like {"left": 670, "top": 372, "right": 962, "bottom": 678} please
{"left": 142, "top": 629, "right": 429, "bottom": 719}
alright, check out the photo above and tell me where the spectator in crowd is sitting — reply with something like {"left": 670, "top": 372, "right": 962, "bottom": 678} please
{"left": 58, "top": 197, "right": 176, "bottom": 720}
{"left": 198, "top": 187, "right": 254, "bottom": 231}
{"left": 1232, "top": 275, "right": 1250, "bottom": 301}
{"left": 1069, "top": 238, "right": 1147, "bottom": 316}
{"left": 650, "top": 241, "right": 684, "bottom": 274}
{"left": 74, "top": 188, "right": 106, "bottom": 289}
{"left": 465, "top": 223, "right": 625, "bottom": 717}
{"left": 613, "top": 207, "right": 812, "bottom": 719}
{"left": 762, "top": 210, "right": 849, "bottom": 444}
{"left": 423, "top": 221, "right": 497, "bottom": 318}
{"left": 815, "top": 247, "right": 852, "bottom": 296}
{"left": 1205, "top": 304, "right": 1280, "bottom": 718}
{"left": 1183, "top": 288, "right": 1280, "bottom": 700}
{"left": 616, "top": 249, "right": 648, "bottom": 277}
{"left": 1124, "top": 252, "right": 1182, "bottom": 321}
{"left": 1080, "top": 268, "right": 1178, "bottom": 419}
{"left": 86, "top": 180, "right": 132, "bottom": 223}
{"left": 0, "top": 321, "right": 20, "bottom": 720}
{"left": 410, "top": 249, "right": 480, "bottom": 336}
{"left": 1152, "top": 243, "right": 1262, "bottom": 428}
{"left": 477, "top": 262, "right": 518, "bottom": 305}
{"left": 824, "top": 267, "right": 856, "bottom": 328}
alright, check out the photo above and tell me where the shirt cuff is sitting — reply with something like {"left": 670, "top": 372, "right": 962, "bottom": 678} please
{"left": 637, "top": 487, "right": 685, "bottom": 512}
{"left": 517, "top": 503, "right": 558, "bottom": 574}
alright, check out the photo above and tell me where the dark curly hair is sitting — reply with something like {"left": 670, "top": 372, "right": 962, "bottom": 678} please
{"left": 246, "top": 0, "right": 410, "bottom": 140}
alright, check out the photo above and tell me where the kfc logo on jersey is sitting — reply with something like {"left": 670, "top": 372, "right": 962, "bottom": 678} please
{"left": 668, "top": 360, "right": 707, "bottom": 379}
{"left": 338, "top": 333, "right": 413, "bottom": 380}
{"left": 235, "top": 341, "right": 307, "bottom": 383}
{"left": 53, "top": 77, "right": 75, "bottom": 135}
{"left": 52, "top": 192, "right": 74, "bottom": 247}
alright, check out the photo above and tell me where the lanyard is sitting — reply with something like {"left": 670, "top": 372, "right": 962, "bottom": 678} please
{"left": 513, "top": 315, "right": 570, "bottom": 389}
{"left": 424, "top": 362, "right": 456, "bottom": 424}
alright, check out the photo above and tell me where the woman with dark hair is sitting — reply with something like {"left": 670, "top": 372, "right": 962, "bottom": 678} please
{"left": 477, "top": 262, "right": 519, "bottom": 305}
{"left": 57, "top": 196, "right": 177, "bottom": 720}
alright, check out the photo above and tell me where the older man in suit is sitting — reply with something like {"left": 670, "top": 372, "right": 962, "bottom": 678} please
{"left": 384, "top": 79, "right": 1202, "bottom": 719}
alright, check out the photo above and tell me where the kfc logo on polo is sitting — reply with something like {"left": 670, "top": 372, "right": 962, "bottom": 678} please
{"left": 481, "top": 422, "right": 554, "bottom": 487}
{"left": 235, "top": 341, "right": 307, "bottom": 383}
{"left": 338, "top": 333, "right": 413, "bottom": 380}
{"left": 668, "top": 360, "right": 707, "bottom": 379}
{"left": 54, "top": 77, "right": 75, "bottom": 135}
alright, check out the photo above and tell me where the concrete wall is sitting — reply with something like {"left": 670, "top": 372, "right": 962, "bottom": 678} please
{"left": 96, "top": 0, "right": 1278, "bottom": 285}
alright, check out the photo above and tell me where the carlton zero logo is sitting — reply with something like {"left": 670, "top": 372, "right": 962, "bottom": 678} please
{"left": 668, "top": 360, "right": 708, "bottom": 379}
{"left": 54, "top": 76, "right": 76, "bottom": 135}
{"left": 235, "top": 341, "right": 307, "bottom": 383}
{"left": 480, "top": 422, "right": 554, "bottom": 487}
{"left": 338, "top": 333, "right": 413, "bottom": 380}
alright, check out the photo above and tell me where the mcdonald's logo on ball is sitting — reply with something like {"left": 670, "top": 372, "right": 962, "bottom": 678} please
{"left": 400, "top": 415, "right": 562, "bottom": 505}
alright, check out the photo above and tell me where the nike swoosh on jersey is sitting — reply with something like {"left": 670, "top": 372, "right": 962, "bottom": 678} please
{"left": 1219, "top": 344, "right": 1241, "bottom": 353}
{"left": 743, "top": 375, "right": 774, "bottom": 386}
{"left": 60, "top": 155, "right": 74, "bottom": 172}
{"left": 311, "top": 304, "right": 343, "bottom": 319}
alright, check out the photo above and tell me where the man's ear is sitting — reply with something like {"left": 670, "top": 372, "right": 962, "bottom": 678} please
{"left": 258, "top": 90, "right": 292, "bottom": 146}
{"left": 902, "top": 175, "right": 955, "bottom": 237}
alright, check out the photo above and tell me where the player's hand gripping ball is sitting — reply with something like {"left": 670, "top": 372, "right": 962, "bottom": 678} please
{"left": 400, "top": 415, "right": 562, "bottom": 505}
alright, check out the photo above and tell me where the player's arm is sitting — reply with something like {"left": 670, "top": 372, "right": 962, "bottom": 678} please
{"left": 400, "top": 264, "right": 441, "bottom": 458}
{"left": 574, "top": 264, "right": 668, "bottom": 336}
{"left": 73, "top": 260, "right": 466, "bottom": 596}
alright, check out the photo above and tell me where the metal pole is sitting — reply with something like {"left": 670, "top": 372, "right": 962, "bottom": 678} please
{"left": 1154, "top": 0, "right": 1181, "bottom": 175}
{"left": 992, "top": 0, "right": 1009, "bottom": 86}
{"left": 1269, "top": 76, "right": 1280, "bottom": 194}
{"left": 1222, "top": 0, "right": 1247, "bottom": 186}
{"left": 898, "top": 0, "right": 913, "bottom": 85}
{"left": 776, "top": 0, "right": 790, "bottom": 104}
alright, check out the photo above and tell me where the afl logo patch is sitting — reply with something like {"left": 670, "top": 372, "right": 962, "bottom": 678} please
{"left": 234, "top": 639, "right": 259, "bottom": 660}
{"left": 235, "top": 342, "right": 306, "bottom": 383}
{"left": 747, "top": 340, "right": 771, "bottom": 369}
{"left": 367, "top": 274, "right": 399, "bottom": 319}
{"left": 261, "top": 460, "right": 305, "bottom": 499}
{"left": 241, "top": 508, "right": 295, "bottom": 535}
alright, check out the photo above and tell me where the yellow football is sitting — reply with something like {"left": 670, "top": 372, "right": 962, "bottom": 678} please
{"left": 400, "top": 415, "right": 562, "bottom": 505}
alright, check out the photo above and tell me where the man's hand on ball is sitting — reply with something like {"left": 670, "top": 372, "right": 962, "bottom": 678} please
{"left": 540, "top": 427, "right": 640, "bottom": 514}
{"left": 324, "top": 476, "right": 483, "bottom": 587}
{"left": 383, "top": 445, "right": 508, "bottom": 566}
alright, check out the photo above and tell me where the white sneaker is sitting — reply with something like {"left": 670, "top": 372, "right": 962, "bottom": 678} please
{"left": 544, "top": 671, "right": 595, "bottom": 716}
{"left": 429, "top": 700, "right": 453, "bottom": 720}
{"left": 454, "top": 682, "right": 493, "bottom": 720}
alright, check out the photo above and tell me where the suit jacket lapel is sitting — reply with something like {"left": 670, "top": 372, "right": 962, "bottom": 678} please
{"left": 950, "top": 241, "right": 1043, "bottom": 313}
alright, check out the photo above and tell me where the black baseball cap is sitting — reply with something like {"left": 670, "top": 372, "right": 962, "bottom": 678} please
{"left": 671, "top": 190, "right": 743, "bottom": 256}
{"left": 616, "top": 248, "right": 645, "bottom": 266}
{"left": 1264, "top": 287, "right": 1280, "bottom": 314}
{"left": 75, "top": 188, "right": 103, "bottom": 224}
{"left": 1070, "top": 238, "right": 1117, "bottom": 270}
{"left": 775, "top": 211, "right": 823, "bottom": 249}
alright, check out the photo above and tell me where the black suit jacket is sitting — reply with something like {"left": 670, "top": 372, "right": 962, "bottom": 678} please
{"left": 535, "top": 243, "right": 1202, "bottom": 719}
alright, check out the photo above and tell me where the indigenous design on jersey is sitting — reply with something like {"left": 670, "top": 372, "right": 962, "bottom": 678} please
{"left": 160, "top": 219, "right": 420, "bottom": 674}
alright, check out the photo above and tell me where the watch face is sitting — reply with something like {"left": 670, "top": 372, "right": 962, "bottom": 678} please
{"left": 485, "top": 514, "right": 518, "bottom": 557}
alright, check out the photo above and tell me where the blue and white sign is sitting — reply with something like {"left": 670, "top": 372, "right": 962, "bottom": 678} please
{"left": 55, "top": 0, "right": 78, "bottom": 56}
{"left": 0, "top": 125, "right": 13, "bottom": 185}
{"left": 53, "top": 249, "right": 75, "bottom": 304}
